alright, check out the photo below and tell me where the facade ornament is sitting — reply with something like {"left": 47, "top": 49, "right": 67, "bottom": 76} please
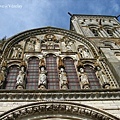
{"left": 11, "top": 47, "right": 22, "bottom": 59}
{"left": 0, "top": 60, "right": 7, "bottom": 88}
{"left": 38, "top": 58, "right": 47, "bottom": 90}
{"left": 27, "top": 38, "right": 36, "bottom": 51}
{"left": 96, "top": 65, "right": 110, "bottom": 89}
{"left": 16, "top": 61, "right": 26, "bottom": 89}
{"left": 58, "top": 57, "right": 68, "bottom": 90}
{"left": 78, "top": 46, "right": 91, "bottom": 58}
{"left": 79, "top": 67, "right": 90, "bottom": 89}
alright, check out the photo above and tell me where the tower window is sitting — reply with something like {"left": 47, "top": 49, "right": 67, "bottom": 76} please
{"left": 91, "top": 28, "right": 99, "bottom": 36}
{"left": 106, "top": 29, "right": 113, "bottom": 36}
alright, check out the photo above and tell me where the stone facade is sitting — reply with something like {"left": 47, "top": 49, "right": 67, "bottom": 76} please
{"left": 0, "top": 14, "right": 120, "bottom": 120}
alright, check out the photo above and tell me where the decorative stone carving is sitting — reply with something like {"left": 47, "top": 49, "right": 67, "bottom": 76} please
{"left": 16, "top": 61, "right": 26, "bottom": 89}
{"left": 11, "top": 47, "right": 22, "bottom": 59}
{"left": 38, "top": 58, "right": 47, "bottom": 90}
{"left": 58, "top": 57, "right": 68, "bottom": 89}
{"left": 0, "top": 68, "right": 5, "bottom": 87}
{"left": 27, "top": 38, "right": 36, "bottom": 51}
{"left": 0, "top": 61, "right": 7, "bottom": 88}
{"left": 79, "top": 67, "right": 90, "bottom": 89}
{"left": 16, "top": 70, "right": 25, "bottom": 90}
{"left": 96, "top": 65, "right": 110, "bottom": 89}
{"left": 78, "top": 45, "right": 91, "bottom": 58}
{"left": 0, "top": 102, "right": 118, "bottom": 120}
{"left": 59, "top": 67, "right": 68, "bottom": 90}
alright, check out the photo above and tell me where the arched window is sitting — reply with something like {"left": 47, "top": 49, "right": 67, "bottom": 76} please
{"left": 106, "top": 29, "right": 113, "bottom": 36}
{"left": 5, "top": 65, "right": 19, "bottom": 89}
{"left": 63, "top": 57, "right": 80, "bottom": 90}
{"left": 26, "top": 57, "right": 39, "bottom": 90}
{"left": 46, "top": 54, "right": 59, "bottom": 89}
{"left": 85, "top": 65, "right": 101, "bottom": 89}
{"left": 91, "top": 28, "right": 99, "bottom": 36}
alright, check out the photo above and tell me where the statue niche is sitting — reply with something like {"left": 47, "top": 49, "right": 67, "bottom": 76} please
{"left": 78, "top": 45, "right": 91, "bottom": 58}
{"left": 26, "top": 37, "right": 40, "bottom": 52}
{"left": 16, "top": 66, "right": 26, "bottom": 90}
{"left": 38, "top": 58, "right": 47, "bottom": 90}
{"left": 11, "top": 46, "right": 23, "bottom": 59}
{"left": 58, "top": 57, "right": 68, "bottom": 90}
{"left": 77, "top": 62, "right": 90, "bottom": 89}
{"left": 43, "top": 34, "right": 58, "bottom": 49}
{"left": 95, "top": 65, "right": 110, "bottom": 89}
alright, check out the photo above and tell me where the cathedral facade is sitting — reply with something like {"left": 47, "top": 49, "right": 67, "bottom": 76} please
{"left": 0, "top": 14, "right": 120, "bottom": 120}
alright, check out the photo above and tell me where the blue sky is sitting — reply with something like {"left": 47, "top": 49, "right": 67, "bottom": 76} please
{"left": 0, "top": 0, "right": 120, "bottom": 39}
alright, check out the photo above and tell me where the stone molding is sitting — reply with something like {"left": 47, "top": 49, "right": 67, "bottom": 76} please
{"left": 2, "top": 27, "right": 98, "bottom": 58}
{"left": 0, "top": 89, "right": 119, "bottom": 102}
{"left": 0, "top": 101, "right": 119, "bottom": 120}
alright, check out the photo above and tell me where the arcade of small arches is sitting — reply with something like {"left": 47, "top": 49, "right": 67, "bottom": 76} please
{"left": 0, "top": 27, "right": 118, "bottom": 90}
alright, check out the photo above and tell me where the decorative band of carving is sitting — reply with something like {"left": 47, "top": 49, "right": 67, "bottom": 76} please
{"left": 0, "top": 101, "right": 119, "bottom": 120}
{"left": 0, "top": 89, "right": 119, "bottom": 101}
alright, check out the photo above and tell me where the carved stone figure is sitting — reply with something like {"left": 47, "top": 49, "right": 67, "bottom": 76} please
{"left": 27, "top": 39, "right": 35, "bottom": 51}
{"left": 96, "top": 68, "right": 110, "bottom": 89}
{"left": 81, "top": 48, "right": 90, "bottom": 58}
{"left": 78, "top": 46, "right": 91, "bottom": 58}
{"left": 0, "top": 70, "right": 5, "bottom": 86}
{"left": 11, "top": 47, "right": 22, "bottom": 59}
{"left": 11, "top": 47, "right": 18, "bottom": 58}
{"left": 16, "top": 70, "right": 25, "bottom": 89}
{"left": 65, "top": 40, "right": 74, "bottom": 52}
{"left": 79, "top": 68, "right": 90, "bottom": 89}
{"left": 38, "top": 66, "right": 47, "bottom": 90}
{"left": 59, "top": 67, "right": 68, "bottom": 90}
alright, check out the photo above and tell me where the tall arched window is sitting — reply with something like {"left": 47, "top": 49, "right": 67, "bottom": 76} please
{"left": 46, "top": 54, "right": 59, "bottom": 89}
{"left": 26, "top": 57, "right": 39, "bottom": 90}
{"left": 85, "top": 65, "right": 101, "bottom": 89}
{"left": 63, "top": 57, "right": 80, "bottom": 90}
{"left": 5, "top": 65, "right": 19, "bottom": 89}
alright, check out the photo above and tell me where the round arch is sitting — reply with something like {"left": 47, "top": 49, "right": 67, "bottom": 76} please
{"left": 1, "top": 27, "right": 99, "bottom": 59}
{"left": 0, "top": 101, "right": 119, "bottom": 120}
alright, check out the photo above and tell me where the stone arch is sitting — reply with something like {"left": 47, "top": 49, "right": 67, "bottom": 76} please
{"left": 1, "top": 27, "right": 99, "bottom": 59}
{"left": 0, "top": 101, "right": 119, "bottom": 120}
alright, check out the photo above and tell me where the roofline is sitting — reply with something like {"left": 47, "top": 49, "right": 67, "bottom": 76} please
{"left": 72, "top": 14, "right": 116, "bottom": 18}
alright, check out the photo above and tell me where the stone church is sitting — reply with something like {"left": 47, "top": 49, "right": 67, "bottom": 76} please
{"left": 0, "top": 14, "right": 120, "bottom": 120}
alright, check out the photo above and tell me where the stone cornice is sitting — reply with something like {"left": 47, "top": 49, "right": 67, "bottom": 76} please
{"left": 0, "top": 89, "right": 119, "bottom": 102}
